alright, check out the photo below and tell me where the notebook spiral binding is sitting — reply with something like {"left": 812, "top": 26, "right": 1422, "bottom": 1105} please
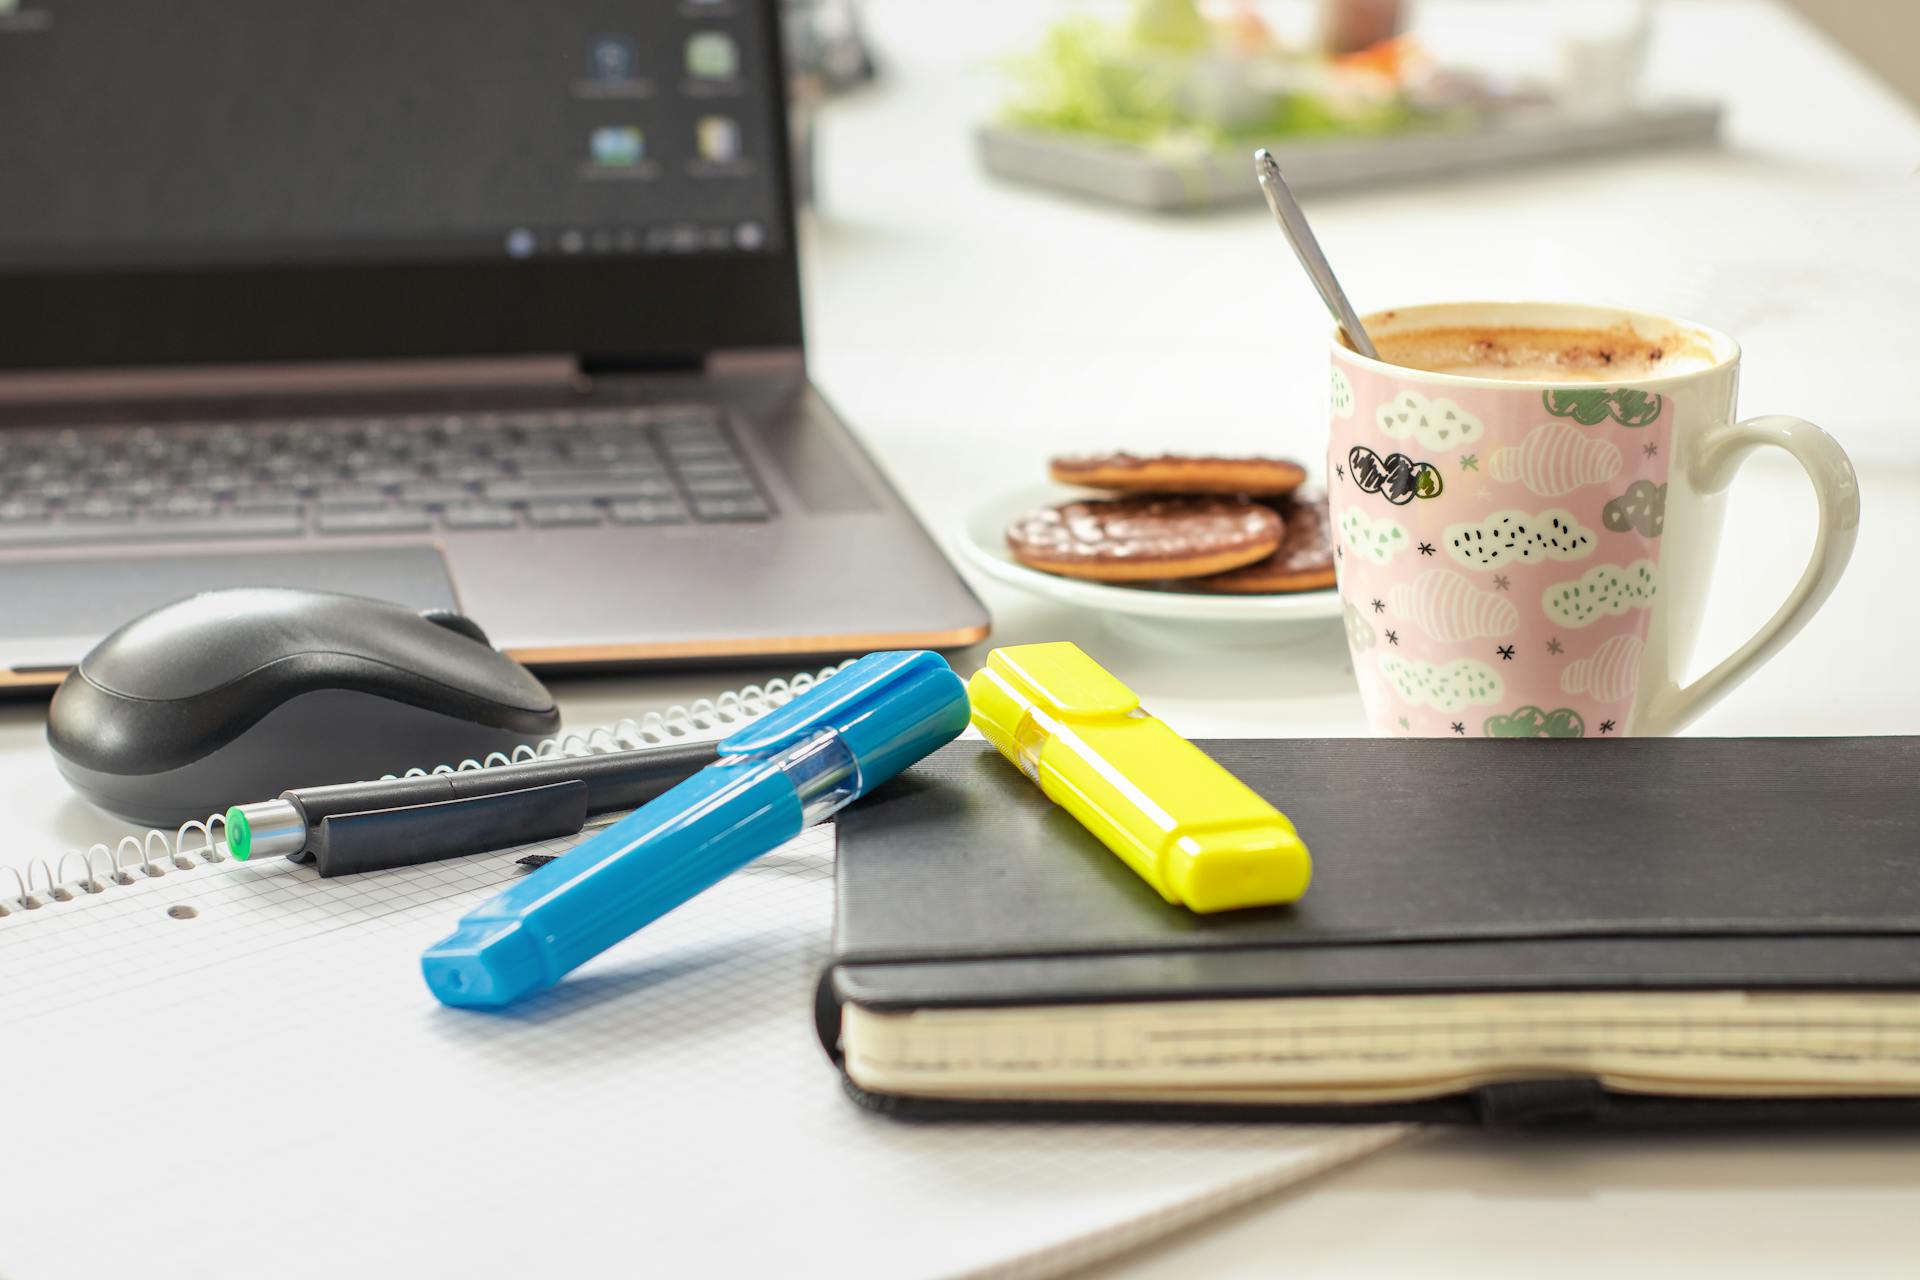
{"left": 0, "top": 663, "right": 848, "bottom": 919}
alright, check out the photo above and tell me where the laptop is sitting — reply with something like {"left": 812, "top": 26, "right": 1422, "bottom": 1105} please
{"left": 0, "top": 0, "right": 987, "bottom": 693}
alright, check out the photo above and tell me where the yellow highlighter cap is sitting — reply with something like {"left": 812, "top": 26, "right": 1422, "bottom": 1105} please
{"left": 984, "top": 642, "right": 1140, "bottom": 718}
{"left": 969, "top": 641, "right": 1141, "bottom": 771}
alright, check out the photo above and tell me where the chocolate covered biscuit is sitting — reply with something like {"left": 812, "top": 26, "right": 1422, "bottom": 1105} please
{"left": 1049, "top": 453, "right": 1308, "bottom": 498}
{"left": 1007, "top": 496, "right": 1283, "bottom": 582}
{"left": 1186, "top": 494, "right": 1337, "bottom": 594}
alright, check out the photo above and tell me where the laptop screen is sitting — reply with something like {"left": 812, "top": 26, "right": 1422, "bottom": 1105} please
{"left": 0, "top": 0, "right": 802, "bottom": 371}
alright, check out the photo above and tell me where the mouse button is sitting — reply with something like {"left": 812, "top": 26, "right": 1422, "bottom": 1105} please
{"left": 403, "top": 645, "right": 558, "bottom": 719}
{"left": 47, "top": 661, "right": 271, "bottom": 777}
{"left": 317, "top": 628, "right": 557, "bottom": 721}
{"left": 344, "top": 611, "right": 553, "bottom": 716}
{"left": 419, "top": 610, "right": 493, "bottom": 647}
{"left": 78, "top": 588, "right": 313, "bottom": 700}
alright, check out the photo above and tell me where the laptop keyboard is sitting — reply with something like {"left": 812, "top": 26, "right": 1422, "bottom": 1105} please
{"left": 0, "top": 404, "right": 771, "bottom": 547}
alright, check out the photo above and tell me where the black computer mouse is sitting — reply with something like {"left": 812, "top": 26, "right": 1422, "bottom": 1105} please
{"left": 47, "top": 588, "right": 562, "bottom": 826}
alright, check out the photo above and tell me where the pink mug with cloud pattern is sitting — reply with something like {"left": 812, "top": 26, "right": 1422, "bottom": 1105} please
{"left": 1328, "top": 302, "right": 1859, "bottom": 738}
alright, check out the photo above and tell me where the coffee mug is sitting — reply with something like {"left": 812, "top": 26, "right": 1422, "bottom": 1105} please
{"left": 1327, "top": 302, "right": 1859, "bottom": 738}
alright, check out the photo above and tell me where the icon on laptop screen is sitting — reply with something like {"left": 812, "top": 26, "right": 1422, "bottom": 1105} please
{"left": 589, "top": 35, "right": 633, "bottom": 82}
{"left": 685, "top": 32, "right": 738, "bottom": 79}
{"left": 590, "top": 126, "right": 645, "bottom": 167}
{"left": 696, "top": 116, "right": 741, "bottom": 163}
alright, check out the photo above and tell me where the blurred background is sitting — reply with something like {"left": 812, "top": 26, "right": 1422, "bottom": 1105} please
{"left": 771, "top": 0, "right": 1917, "bottom": 732}
{"left": 788, "top": 0, "right": 1917, "bottom": 475}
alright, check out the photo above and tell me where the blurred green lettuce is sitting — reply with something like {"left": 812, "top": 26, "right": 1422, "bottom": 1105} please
{"left": 1001, "top": 14, "right": 1419, "bottom": 149}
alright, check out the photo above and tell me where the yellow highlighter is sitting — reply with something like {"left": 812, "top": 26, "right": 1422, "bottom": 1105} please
{"left": 967, "top": 642, "right": 1310, "bottom": 913}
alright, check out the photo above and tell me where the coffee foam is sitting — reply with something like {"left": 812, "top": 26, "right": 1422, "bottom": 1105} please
{"left": 1363, "top": 322, "right": 1718, "bottom": 383}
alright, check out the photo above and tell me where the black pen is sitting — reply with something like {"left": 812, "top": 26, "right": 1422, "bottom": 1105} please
{"left": 223, "top": 741, "right": 719, "bottom": 876}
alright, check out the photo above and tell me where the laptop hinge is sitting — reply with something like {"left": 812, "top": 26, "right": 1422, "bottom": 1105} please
{"left": 577, "top": 349, "right": 804, "bottom": 380}
{"left": 576, "top": 353, "right": 707, "bottom": 378}
{"left": 703, "top": 347, "right": 807, "bottom": 378}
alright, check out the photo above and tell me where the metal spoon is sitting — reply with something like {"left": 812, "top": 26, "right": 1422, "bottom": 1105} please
{"left": 1253, "top": 149, "right": 1378, "bottom": 360}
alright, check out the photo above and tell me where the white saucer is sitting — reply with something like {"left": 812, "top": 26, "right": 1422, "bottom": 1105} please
{"left": 955, "top": 486, "right": 1344, "bottom": 647}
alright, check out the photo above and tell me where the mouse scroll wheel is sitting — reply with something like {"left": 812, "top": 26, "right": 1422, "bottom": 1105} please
{"left": 420, "top": 610, "right": 493, "bottom": 647}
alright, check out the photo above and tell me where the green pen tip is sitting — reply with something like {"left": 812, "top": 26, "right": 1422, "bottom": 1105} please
{"left": 225, "top": 807, "right": 251, "bottom": 861}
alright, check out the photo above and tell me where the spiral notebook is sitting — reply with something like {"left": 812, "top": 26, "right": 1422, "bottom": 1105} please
{"left": 0, "top": 671, "right": 1402, "bottom": 1280}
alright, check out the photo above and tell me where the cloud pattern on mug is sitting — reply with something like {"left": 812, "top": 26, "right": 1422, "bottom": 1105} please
{"left": 1330, "top": 357, "right": 1675, "bottom": 737}
{"left": 1378, "top": 655, "right": 1504, "bottom": 711}
{"left": 1482, "top": 706, "right": 1586, "bottom": 738}
{"left": 1331, "top": 367, "right": 1355, "bottom": 419}
{"left": 1387, "top": 569, "right": 1519, "bottom": 642}
{"left": 1542, "top": 560, "right": 1659, "bottom": 628}
{"left": 1348, "top": 446, "right": 1443, "bottom": 505}
{"left": 1442, "top": 509, "right": 1596, "bottom": 569}
{"left": 1377, "top": 390, "right": 1484, "bottom": 452}
{"left": 1488, "top": 422, "right": 1622, "bottom": 497}
{"left": 1560, "top": 633, "right": 1645, "bottom": 702}
{"left": 1602, "top": 480, "right": 1667, "bottom": 537}
{"left": 1343, "top": 600, "right": 1377, "bottom": 650}
{"left": 1340, "top": 508, "right": 1411, "bottom": 563}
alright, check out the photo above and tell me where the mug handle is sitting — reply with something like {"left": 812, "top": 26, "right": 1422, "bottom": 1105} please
{"left": 1637, "top": 415, "right": 1860, "bottom": 735}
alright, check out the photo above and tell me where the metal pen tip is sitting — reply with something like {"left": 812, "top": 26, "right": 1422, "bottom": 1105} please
{"left": 226, "top": 798, "right": 307, "bottom": 861}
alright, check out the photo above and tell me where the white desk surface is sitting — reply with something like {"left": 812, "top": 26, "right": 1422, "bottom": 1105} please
{"left": 5, "top": 0, "right": 1920, "bottom": 1275}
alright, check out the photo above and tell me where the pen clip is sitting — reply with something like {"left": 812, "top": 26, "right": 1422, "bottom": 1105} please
{"left": 717, "top": 651, "right": 954, "bottom": 756}
{"left": 304, "top": 781, "right": 590, "bottom": 877}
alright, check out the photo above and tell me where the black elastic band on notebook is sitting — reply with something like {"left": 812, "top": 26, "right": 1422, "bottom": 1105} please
{"left": 828, "top": 916, "right": 1920, "bottom": 974}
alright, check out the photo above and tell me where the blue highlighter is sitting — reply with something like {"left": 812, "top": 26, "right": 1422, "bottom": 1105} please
{"left": 422, "top": 650, "right": 969, "bottom": 1010}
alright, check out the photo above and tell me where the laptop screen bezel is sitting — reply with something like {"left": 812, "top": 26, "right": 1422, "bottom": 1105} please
{"left": 0, "top": 0, "right": 804, "bottom": 374}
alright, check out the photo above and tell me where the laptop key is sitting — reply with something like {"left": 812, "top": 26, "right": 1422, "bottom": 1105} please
{"left": 231, "top": 499, "right": 305, "bottom": 519}
{"left": 152, "top": 495, "right": 217, "bottom": 520}
{"left": 101, "top": 475, "right": 165, "bottom": 501}
{"left": 692, "top": 496, "right": 770, "bottom": 522}
{"left": 661, "top": 447, "right": 732, "bottom": 465}
{"left": 69, "top": 497, "right": 137, "bottom": 522}
{"left": 198, "top": 471, "right": 247, "bottom": 496}
{"left": 485, "top": 475, "right": 675, "bottom": 503}
{"left": 316, "top": 505, "right": 434, "bottom": 535}
{"left": 445, "top": 462, "right": 508, "bottom": 484}
{"left": 524, "top": 501, "right": 604, "bottom": 529}
{"left": 682, "top": 474, "right": 760, "bottom": 497}
{"left": 0, "top": 511, "right": 305, "bottom": 546}
{"left": 441, "top": 503, "right": 519, "bottom": 531}
{"left": 671, "top": 455, "right": 745, "bottom": 473}
{"left": 397, "top": 481, "right": 474, "bottom": 506}
{"left": 314, "top": 486, "right": 388, "bottom": 510}
{"left": 516, "top": 458, "right": 666, "bottom": 480}
{"left": 607, "top": 499, "right": 688, "bottom": 525}
{"left": 657, "top": 419, "right": 724, "bottom": 439}
{"left": 355, "top": 466, "right": 418, "bottom": 489}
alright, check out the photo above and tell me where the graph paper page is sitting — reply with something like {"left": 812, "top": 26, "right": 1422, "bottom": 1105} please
{"left": 0, "top": 825, "right": 1400, "bottom": 1280}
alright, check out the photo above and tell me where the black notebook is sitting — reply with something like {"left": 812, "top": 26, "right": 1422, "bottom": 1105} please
{"left": 816, "top": 737, "right": 1920, "bottom": 1128}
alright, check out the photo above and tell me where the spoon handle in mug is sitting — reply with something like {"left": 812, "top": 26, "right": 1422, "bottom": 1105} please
{"left": 1253, "top": 150, "right": 1378, "bottom": 360}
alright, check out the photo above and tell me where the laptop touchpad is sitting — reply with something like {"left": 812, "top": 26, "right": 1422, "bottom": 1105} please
{"left": 2, "top": 547, "right": 460, "bottom": 666}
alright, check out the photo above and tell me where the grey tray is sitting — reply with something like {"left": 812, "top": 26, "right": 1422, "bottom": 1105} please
{"left": 976, "top": 100, "right": 1722, "bottom": 211}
